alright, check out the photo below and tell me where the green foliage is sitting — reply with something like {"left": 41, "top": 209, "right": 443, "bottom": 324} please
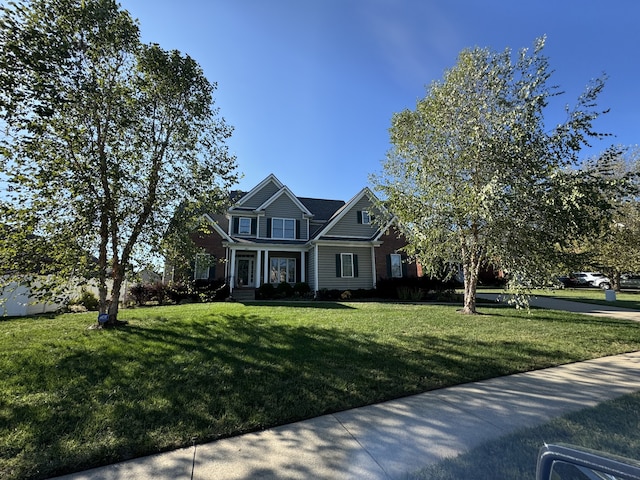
{"left": 0, "top": 0, "right": 237, "bottom": 321}
{"left": 69, "top": 289, "right": 100, "bottom": 311}
{"left": 2, "top": 303, "right": 640, "bottom": 479}
{"left": 371, "top": 37, "right": 615, "bottom": 313}
{"left": 580, "top": 146, "right": 640, "bottom": 286}
{"left": 256, "top": 282, "right": 276, "bottom": 300}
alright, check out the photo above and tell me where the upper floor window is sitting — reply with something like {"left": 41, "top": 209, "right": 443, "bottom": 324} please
{"left": 238, "top": 217, "right": 252, "bottom": 235}
{"left": 357, "top": 210, "right": 371, "bottom": 225}
{"left": 272, "top": 218, "right": 295, "bottom": 239}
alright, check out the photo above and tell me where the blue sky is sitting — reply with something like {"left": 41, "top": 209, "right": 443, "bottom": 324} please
{"left": 120, "top": 0, "right": 640, "bottom": 201}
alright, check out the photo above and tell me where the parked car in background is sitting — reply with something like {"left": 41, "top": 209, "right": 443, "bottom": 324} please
{"left": 563, "top": 272, "right": 612, "bottom": 290}
{"left": 621, "top": 274, "right": 640, "bottom": 290}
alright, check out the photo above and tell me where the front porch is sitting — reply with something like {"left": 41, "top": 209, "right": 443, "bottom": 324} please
{"left": 227, "top": 246, "right": 308, "bottom": 296}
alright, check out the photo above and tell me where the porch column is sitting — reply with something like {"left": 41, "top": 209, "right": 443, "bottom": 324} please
{"left": 301, "top": 250, "right": 306, "bottom": 283}
{"left": 255, "top": 251, "right": 262, "bottom": 287}
{"left": 314, "top": 244, "right": 319, "bottom": 293}
{"left": 229, "top": 248, "right": 236, "bottom": 294}
{"left": 263, "top": 249, "right": 269, "bottom": 285}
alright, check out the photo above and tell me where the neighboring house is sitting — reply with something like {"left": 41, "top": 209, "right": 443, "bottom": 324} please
{"left": 172, "top": 174, "right": 418, "bottom": 299}
{"left": 0, "top": 279, "right": 63, "bottom": 317}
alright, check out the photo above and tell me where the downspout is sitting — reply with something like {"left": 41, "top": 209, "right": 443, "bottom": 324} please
{"left": 371, "top": 245, "right": 377, "bottom": 289}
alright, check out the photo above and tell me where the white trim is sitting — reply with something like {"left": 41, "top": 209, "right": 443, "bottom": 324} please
{"left": 263, "top": 249, "right": 269, "bottom": 285}
{"left": 314, "top": 244, "right": 319, "bottom": 292}
{"left": 202, "top": 213, "right": 234, "bottom": 242}
{"left": 310, "top": 239, "right": 382, "bottom": 248}
{"left": 256, "top": 186, "right": 313, "bottom": 216}
{"left": 233, "top": 173, "right": 284, "bottom": 208}
{"left": 229, "top": 249, "right": 237, "bottom": 293}
{"left": 313, "top": 187, "right": 386, "bottom": 239}
{"left": 373, "top": 217, "right": 398, "bottom": 242}
{"left": 371, "top": 246, "right": 377, "bottom": 289}
{"left": 390, "top": 253, "right": 403, "bottom": 278}
{"left": 238, "top": 217, "right": 252, "bottom": 235}
{"left": 269, "top": 257, "right": 296, "bottom": 284}
{"left": 271, "top": 217, "right": 296, "bottom": 239}
{"left": 340, "top": 253, "right": 354, "bottom": 278}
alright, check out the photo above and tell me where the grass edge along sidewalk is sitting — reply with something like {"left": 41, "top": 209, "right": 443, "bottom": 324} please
{"left": 2, "top": 301, "right": 640, "bottom": 480}
{"left": 412, "top": 389, "right": 640, "bottom": 480}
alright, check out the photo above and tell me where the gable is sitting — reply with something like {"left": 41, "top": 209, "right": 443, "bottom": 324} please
{"left": 317, "top": 188, "right": 385, "bottom": 239}
{"left": 232, "top": 174, "right": 283, "bottom": 210}
{"left": 263, "top": 192, "right": 308, "bottom": 219}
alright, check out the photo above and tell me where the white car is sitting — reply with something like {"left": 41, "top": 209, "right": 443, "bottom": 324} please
{"left": 572, "top": 272, "right": 612, "bottom": 290}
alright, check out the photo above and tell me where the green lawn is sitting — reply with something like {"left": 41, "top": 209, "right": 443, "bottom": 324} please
{"left": 2, "top": 301, "right": 640, "bottom": 479}
{"left": 477, "top": 287, "right": 640, "bottom": 310}
{"left": 536, "top": 288, "right": 640, "bottom": 310}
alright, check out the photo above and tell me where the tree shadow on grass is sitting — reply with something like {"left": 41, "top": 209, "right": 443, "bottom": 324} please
{"left": 2, "top": 310, "right": 639, "bottom": 479}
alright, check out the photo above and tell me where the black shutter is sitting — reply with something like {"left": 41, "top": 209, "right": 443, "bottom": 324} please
{"left": 401, "top": 256, "right": 408, "bottom": 277}
{"left": 233, "top": 217, "right": 239, "bottom": 234}
{"left": 356, "top": 211, "right": 362, "bottom": 224}
{"left": 386, "top": 254, "right": 392, "bottom": 278}
{"left": 251, "top": 218, "right": 257, "bottom": 235}
{"left": 296, "top": 220, "right": 301, "bottom": 239}
{"left": 336, "top": 254, "right": 341, "bottom": 277}
{"left": 353, "top": 255, "right": 359, "bottom": 277}
{"left": 267, "top": 218, "right": 272, "bottom": 237}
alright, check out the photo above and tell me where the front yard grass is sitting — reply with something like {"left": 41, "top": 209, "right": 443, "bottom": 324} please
{"left": 537, "top": 288, "right": 640, "bottom": 310}
{"left": 477, "top": 287, "right": 640, "bottom": 310}
{"left": 412, "top": 391, "right": 640, "bottom": 479}
{"left": 2, "top": 301, "right": 640, "bottom": 479}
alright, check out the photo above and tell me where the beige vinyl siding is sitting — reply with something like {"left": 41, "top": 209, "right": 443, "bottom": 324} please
{"left": 240, "top": 181, "right": 280, "bottom": 209}
{"left": 326, "top": 197, "right": 381, "bottom": 238}
{"left": 316, "top": 245, "right": 373, "bottom": 291}
{"left": 307, "top": 247, "right": 316, "bottom": 291}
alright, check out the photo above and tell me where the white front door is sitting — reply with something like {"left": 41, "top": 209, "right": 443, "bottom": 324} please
{"left": 236, "top": 256, "right": 255, "bottom": 287}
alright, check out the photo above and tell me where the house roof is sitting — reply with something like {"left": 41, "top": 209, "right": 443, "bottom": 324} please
{"left": 298, "top": 197, "right": 346, "bottom": 221}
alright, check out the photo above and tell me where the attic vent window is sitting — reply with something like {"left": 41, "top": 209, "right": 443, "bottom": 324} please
{"left": 358, "top": 210, "right": 371, "bottom": 225}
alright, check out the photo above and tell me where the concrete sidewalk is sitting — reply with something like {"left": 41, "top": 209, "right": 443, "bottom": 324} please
{"left": 52, "top": 351, "right": 640, "bottom": 480}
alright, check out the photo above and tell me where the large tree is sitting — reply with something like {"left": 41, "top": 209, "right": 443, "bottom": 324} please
{"left": 0, "top": 0, "right": 237, "bottom": 323}
{"left": 583, "top": 146, "right": 640, "bottom": 289}
{"left": 371, "top": 37, "right": 615, "bottom": 314}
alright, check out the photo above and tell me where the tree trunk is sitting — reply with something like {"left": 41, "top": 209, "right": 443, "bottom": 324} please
{"left": 102, "top": 269, "right": 127, "bottom": 327}
{"left": 613, "top": 270, "right": 621, "bottom": 292}
{"left": 460, "top": 234, "right": 482, "bottom": 315}
{"left": 461, "top": 260, "right": 479, "bottom": 314}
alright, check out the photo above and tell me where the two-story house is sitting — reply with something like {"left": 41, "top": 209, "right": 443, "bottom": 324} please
{"left": 176, "top": 174, "right": 417, "bottom": 299}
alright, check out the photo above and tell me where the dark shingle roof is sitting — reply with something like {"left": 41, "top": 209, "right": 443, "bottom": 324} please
{"left": 297, "top": 197, "right": 345, "bottom": 221}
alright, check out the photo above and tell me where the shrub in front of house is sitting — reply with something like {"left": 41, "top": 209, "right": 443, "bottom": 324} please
{"left": 256, "top": 283, "right": 276, "bottom": 300}
{"left": 256, "top": 282, "right": 311, "bottom": 300}
{"left": 376, "top": 277, "right": 458, "bottom": 300}
{"left": 293, "top": 282, "right": 311, "bottom": 297}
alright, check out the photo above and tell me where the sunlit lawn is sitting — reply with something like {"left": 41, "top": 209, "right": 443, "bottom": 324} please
{"left": 412, "top": 391, "right": 640, "bottom": 480}
{"left": 2, "top": 301, "right": 640, "bottom": 479}
{"left": 479, "top": 287, "right": 640, "bottom": 310}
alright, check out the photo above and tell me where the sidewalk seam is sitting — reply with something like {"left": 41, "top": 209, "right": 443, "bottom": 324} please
{"left": 332, "top": 413, "right": 393, "bottom": 480}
